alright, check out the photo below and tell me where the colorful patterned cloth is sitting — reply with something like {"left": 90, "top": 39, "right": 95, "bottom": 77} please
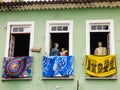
{"left": 42, "top": 56, "right": 74, "bottom": 77}
{"left": 2, "top": 56, "right": 32, "bottom": 79}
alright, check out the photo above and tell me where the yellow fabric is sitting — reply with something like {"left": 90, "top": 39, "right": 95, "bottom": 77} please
{"left": 85, "top": 55, "right": 116, "bottom": 77}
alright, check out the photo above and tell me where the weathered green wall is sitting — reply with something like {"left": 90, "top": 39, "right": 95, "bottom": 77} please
{"left": 0, "top": 8, "right": 120, "bottom": 90}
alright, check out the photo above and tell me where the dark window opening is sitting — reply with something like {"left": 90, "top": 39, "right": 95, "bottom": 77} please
{"left": 12, "top": 34, "right": 30, "bottom": 57}
{"left": 90, "top": 32, "right": 109, "bottom": 55}
{"left": 50, "top": 33, "right": 69, "bottom": 55}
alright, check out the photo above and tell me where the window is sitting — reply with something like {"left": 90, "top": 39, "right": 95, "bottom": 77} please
{"left": 91, "top": 24, "right": 109, "bottom": 30}
{"left": 85, "top": 20, "right": 116, "bottom": 79}
{"left": 43, "top": 21, "right": 74, "bottom": 79}
{"left": 86, "top": 20, "right": 115, "bottom": 55}
{"left": 5, "top": 22, "right": 34, "bottom": 57}
{"left": 45, "top": 20, "right": 73, "bottom": 56}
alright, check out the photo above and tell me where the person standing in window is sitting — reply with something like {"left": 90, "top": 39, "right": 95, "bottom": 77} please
{"left": 50, "top": 43, "right": 60, "bottom": 56}
{"left": 94, "top": 41, "right": 107, "bottom": 55}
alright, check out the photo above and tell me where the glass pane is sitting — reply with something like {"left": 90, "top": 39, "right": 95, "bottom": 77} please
{"left": 13, "top": 28, "right": 18, "bottom": 32}
{"left": 97, "top": 25, "right": 102, "bottom": 30}
{"left": 91, "top": 25, "right": 96, "bottom": 30}
{"left": 63, "top": 26, "right": 68, "bottom": 31}
{"left": 19, "top": 27, "right": 24, "bottom": 32}
{"left": 51, "top": 26, "right": 56, "bottom": 31}
{"left": 57, "top": 26, "right": 62, "bottom": 31}
{"left": 103, "top": 25, "right": 109, "bottom": 30}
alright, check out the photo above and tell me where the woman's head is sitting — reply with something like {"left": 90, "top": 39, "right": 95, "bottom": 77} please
{"left": 54, "top": 43, "right": 59, "bottom": 48}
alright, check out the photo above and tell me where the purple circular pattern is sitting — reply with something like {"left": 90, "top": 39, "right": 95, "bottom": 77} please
{"left": 5, "top": 58, "right": 27, "bottom": 78}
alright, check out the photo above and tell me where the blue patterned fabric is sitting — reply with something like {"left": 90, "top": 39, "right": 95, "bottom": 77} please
{"left": 42, "top": 56, "right": 74, "bottom": 77}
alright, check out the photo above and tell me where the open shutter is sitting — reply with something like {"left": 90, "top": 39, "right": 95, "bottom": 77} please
{"left": 107, "top": 33, "right": 110, "bottom": 54}
{"left": 49, "top": 33, "right": 52, "bottom": 55}
{"left": 9, "top": 35, "right": 15, "bottom": 57}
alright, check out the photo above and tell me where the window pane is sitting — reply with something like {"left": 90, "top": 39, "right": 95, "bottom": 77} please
{"left": 103, "top": 25, "right": 109, "bottom": 30}
{"left": 91, "top": 25, "right": 96, "bottom": 30}
{"left": 63, "top": 26, "right": 68, "bottom": 31}
{"left": 97, "top": 25, "right": 102, "bottom": 30}
{"left": 57, "top": 26, "right": 62, "bottom": 31}
{"left": 51, "top": 26, "right": 56, "bottom": 31}
{"left": 19, "top": 27, "right": 24, "bottom": 32}
{"left": 13, "top": 28, "right": 18, "bottom": 32}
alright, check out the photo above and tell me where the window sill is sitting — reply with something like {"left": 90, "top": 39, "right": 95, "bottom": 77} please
{"left": 42, "top": 76, "right": 74, "bottom": 80}
{"left": 2, "top": 77, "right": 32, "bottom": 81}
{"left": 85, "top": 74, "right": 117, "bottom": 80}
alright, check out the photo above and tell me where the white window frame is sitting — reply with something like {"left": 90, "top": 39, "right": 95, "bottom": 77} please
{"left": 5, "top": 21, "right": 34, "bottom": 57}
{"left": 86, "top": 20, "right": 115, "bottom": 55}
{"left": 45, "top": 20, "right": 73, "bottom": 55}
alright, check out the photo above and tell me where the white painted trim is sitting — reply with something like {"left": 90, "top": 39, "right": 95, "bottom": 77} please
{"left": 86, "top": 20, "right": 90, "bottom": 55}
{"left": 11, "top": 26, "right": 31, "bottom": 33}
{"left": 86, "top": 19, "right": 115, "bottom": 55}
{"left": 89, "top": 30, "right": 110, "bottom": 32}
{"left": 5, "top": 21, "right": 34, "bottom": 57}
{"left": 109, "top": 20, "right": 115, "bottom": 54}
{"left": 45, "top": 20, "right": 73, "bottom": 55}
{"left": 5, "top": 23, "right": 11, "bottom": 57}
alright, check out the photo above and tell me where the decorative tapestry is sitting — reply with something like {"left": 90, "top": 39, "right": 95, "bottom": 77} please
{"left": 85, "top": 55, "right": 116, "bottom": 77}
{"left": 2, "top": 56, "right": 32, "bottom": 80}
{"left": 42, "top": 56, "right": 74, "bottom": 77}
